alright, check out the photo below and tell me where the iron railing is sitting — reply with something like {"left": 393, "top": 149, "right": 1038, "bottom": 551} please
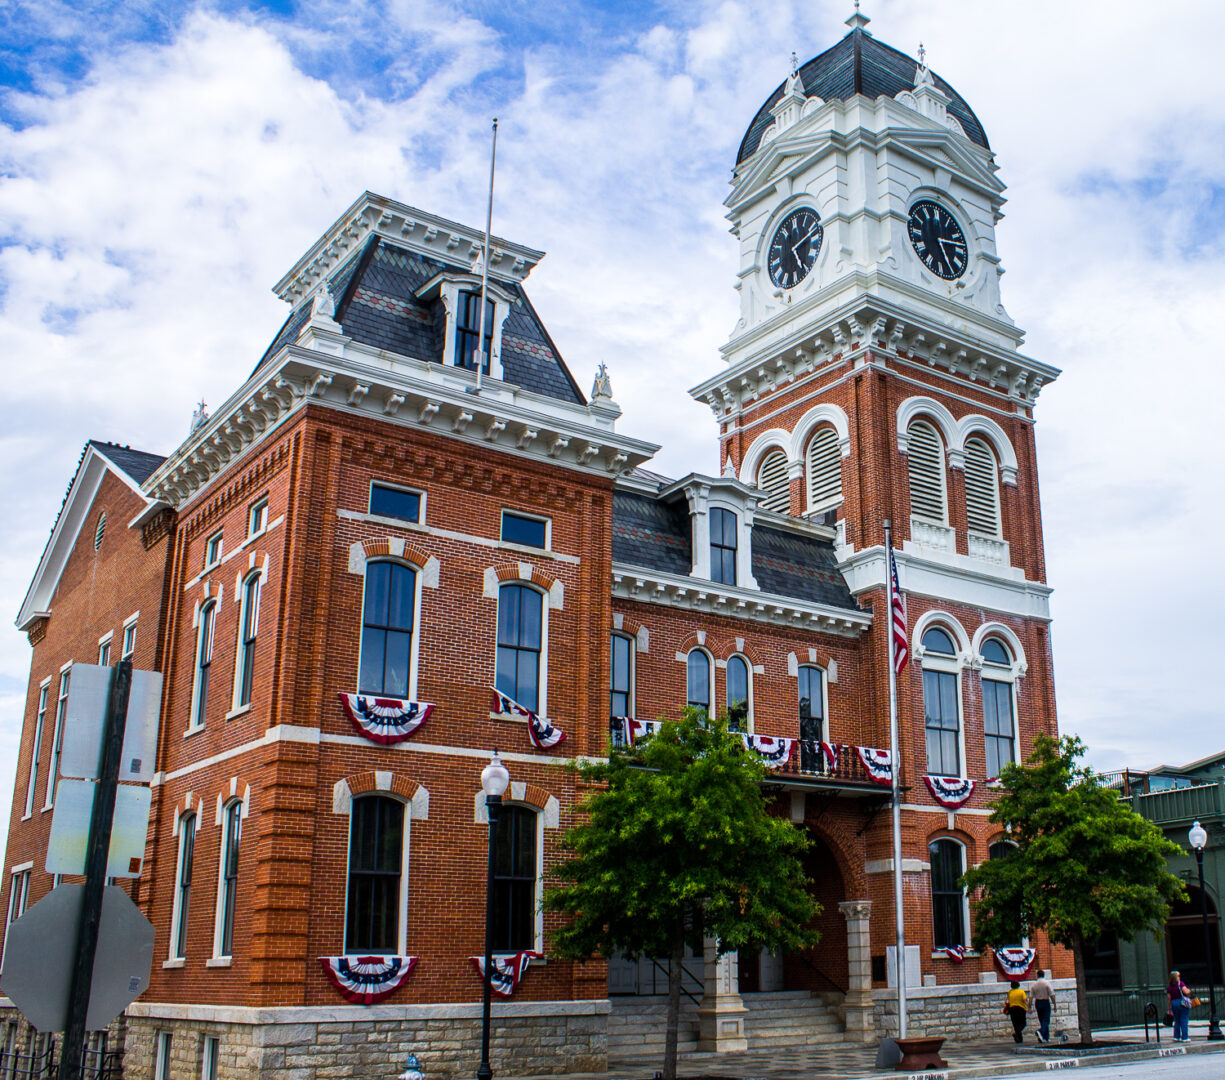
{"left": 0, "top": 1031, "right": 122, "bottom": 1080}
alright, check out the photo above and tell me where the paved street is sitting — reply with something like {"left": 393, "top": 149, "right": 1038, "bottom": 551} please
{"left": 995, "top": 1054, "right": 1225, "bottom": 1080}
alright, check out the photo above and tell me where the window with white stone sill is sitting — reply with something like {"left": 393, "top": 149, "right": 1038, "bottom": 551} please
{"left": 24, "top": 682, "right": 49, "bottom": 818}
{"left": 929, "top": 838, "right": 968, "bottom": 949}
{"left": 171, "top": 811, "right": 196, "bottom": 960}
{"left": 232, "top": 572, "right": 261, "bottom": 711}
{"left": 345, "top": 795, "right": 409, "bottom": 955}
{"left": 190, "top": 602, "right": 216, "bottom": 730}
{"left": 921, "top": 626, "right": 963, "bottom": 777}
{"left": 609, "top": 632, "right": 634, "bottom": 718}
{"left": 214, "top": 800, "right": 242, "bottom": 959}
{"left": 686, "top": 649, "right": 712, "bottom": 718}
{"left": 44, "top": 667, "right": 70, "bottom": 810}
{"left": 726, "top": 654, "right": 752, "bottom": 732}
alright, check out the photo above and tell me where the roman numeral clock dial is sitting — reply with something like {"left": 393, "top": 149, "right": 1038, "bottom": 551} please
{"left": 767, "top": 208, "right": 823, "bottom": 290}
{"left": 907, "top": 199, "right": 968, "bottom": 280}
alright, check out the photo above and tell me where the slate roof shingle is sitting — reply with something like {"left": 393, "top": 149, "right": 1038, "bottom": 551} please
{"left": 89, "top": 440, "right": 166, "bottom": 485}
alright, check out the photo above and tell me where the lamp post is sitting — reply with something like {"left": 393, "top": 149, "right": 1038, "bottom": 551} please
{"left": 1188, "top": 821, "right": 1224, "bottom": 1041}
{"left": 478, "top": 751, "right": 510, "bottom": 1080}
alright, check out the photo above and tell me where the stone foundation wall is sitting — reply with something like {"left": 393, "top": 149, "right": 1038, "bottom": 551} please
{"left": 871, "top": 978, "right": 1079, "bottom": 1041}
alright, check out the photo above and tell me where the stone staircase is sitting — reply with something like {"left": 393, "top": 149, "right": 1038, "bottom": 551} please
{"left": 607, "top": 991, "right": 848, "bottom": 1058}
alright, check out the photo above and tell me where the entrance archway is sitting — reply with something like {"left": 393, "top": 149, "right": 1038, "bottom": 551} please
{"left": 1166, "top": 885, "right": 1222, "bottom": 989}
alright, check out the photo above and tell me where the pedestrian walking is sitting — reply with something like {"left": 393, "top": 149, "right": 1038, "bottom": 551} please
{"left": 1167, "top": 969, "right": 1193, "bottom": 1041}
{"left": 1005, "top": 979, "right": 1028, "bottom": 1043}
{"left": 1029, "top": 969, "right": 1055, "bottom": 1043}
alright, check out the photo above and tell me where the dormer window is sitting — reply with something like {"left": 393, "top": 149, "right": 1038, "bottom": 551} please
{"left": 710, "top": 508, "right": 738, "bottom": 586}
{"left": 455, "top": 291, "right": 495, "bottom": 372}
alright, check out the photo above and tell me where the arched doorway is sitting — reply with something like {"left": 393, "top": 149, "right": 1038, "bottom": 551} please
{"left": 1166, "top": 886, "right": 1222, "bottom": 989}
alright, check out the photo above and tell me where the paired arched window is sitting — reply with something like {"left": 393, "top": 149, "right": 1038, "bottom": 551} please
{"left": 686, "top": 650, "right": 712, "bottom": 716}
{"left": 964, "top": 436, "right": 1001, "bottom": 537}
{"left": 191, "top": 601, "right": 216, "bottom": 730}
{"left": 492, "top": 805, "right": 540, "bottom": 952}
{"left": 907, "top": 420, "right": 948, "bottom": 524}
{"left": 981, "top": 637, "right": 1017, "bottom": 779}
{"left": 929, "top": 838, "right": 967, "bottom": 949}
{"left": 171, "top": 811, "right": 196, "bottom": 960}
{"left": 726, "top": 655, "right": 750, "bottom": 731}
{"left": 215, "top": 800, "right": 242, "bottom": 959}
{"left": 360, "top": 561, "right": 418, "bottom": 697}
{"left": 496, "top": 583, "right": 543, "bottom": 714}
{"left": 756, "top": 449, "right": 790, "bottom": 514}
{"left": 922, "top": 627, "right": 961, "bottom": 776}
{"left": 610, "top": 633, "right": 634, "bottom": 718}
{"left": 234, "top": 573, "right": 261, "bottom": 709}
{"left": 806, "top": 426, "right": 842, "bottom": 512}
{"left": 346, "top": 795, "right": 406, "bottom": 954}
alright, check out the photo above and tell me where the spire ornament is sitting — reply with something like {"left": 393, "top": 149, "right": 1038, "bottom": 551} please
{"left": 846, "top": 1, "right": 870, "bottom": 31}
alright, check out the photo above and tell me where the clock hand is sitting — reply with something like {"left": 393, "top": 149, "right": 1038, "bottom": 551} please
{"left": 791, "top": 226, "right": 821, "bottom": 258}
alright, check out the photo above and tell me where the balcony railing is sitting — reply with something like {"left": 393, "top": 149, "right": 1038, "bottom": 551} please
{"left": 1130, "top": 782, "right": 1225, "bottom": 826}
{"left": 910, "top": 517, "right": 955, "bottom": 553}
{"left": 968, "top": 531, "right": 1010, "bottom": 566}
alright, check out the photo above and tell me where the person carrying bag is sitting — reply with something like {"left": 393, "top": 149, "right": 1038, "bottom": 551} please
{"left": 1167, "top": 970, "right": 1192, "bottom": 1041}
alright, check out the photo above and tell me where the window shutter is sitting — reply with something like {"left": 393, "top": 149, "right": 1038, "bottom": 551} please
{"left": 907, "top": 420, "right": 947, "bottom": 523}
{"left": 757, "top": 450, "right": 791, "bottom": 514}
{"left": 964, "top": 437, "right": 1000, "bottom": 536}
{"left": 806, "top": 427, "right": 842, "bottom": 510}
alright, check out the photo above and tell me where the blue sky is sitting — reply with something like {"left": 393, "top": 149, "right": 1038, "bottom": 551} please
{"left": 2, "top": 0, "right": 1225, "bottom": 870}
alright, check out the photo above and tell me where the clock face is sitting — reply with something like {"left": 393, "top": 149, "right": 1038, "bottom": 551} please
{"left": 767, "top": 208, "right": 823, "bottom": 289}
{"left": 907, "top": 200, "right": 969, "bottom": 280}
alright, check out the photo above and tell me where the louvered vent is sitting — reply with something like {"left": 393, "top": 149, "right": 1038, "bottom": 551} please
{"left": 757, "top": 450, "right": 791, "bottom": 514}
{"left": 806, "top": 426, "right": 842, "bottom": 510}
{"left": 964, "top": 437, "right": 1000, "bottom": 536}
{"left": 94, "top": 512, "right": 106, "bottom": 551}
{"left": 907, "top": 420, "right": 947, "bottom": 523}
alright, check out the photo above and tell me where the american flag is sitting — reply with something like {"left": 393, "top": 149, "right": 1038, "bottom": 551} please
{"left": 888, "top": 543, "right": 908, "bottom": 673}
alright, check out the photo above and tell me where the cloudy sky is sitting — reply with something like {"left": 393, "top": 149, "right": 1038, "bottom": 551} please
{"left": 2, "top": 0, "right": 1224, "bottom": 866}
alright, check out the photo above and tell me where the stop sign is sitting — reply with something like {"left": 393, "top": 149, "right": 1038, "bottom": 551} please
{"left": 0, "top": 885, "right": 155, "bottom": 1031}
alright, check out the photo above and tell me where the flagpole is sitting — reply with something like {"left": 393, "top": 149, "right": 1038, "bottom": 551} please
{"left": 474, "top": 118, "right": 498, "bottom": 392}
{"left": 884, "top": 519, "right": 908, "bottom": 1039}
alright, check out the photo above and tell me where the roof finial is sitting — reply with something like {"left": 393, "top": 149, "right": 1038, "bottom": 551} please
{"left": 790, "top": 50, "right": 799, "bottom": 76}
{"left": 846, "top": 1, "right": 871, "bottom": 31}
{"left": 918, "top": 42, "right": 926, "bottom": 68}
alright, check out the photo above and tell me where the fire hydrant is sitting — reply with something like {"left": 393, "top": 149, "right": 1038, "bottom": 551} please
{"left": 398, "top": 1053, "right": 425, "bottom": 1080}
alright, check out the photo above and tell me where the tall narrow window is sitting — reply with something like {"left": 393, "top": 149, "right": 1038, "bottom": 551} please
{"left": 922, "top": 627, "right": 960, "bottom": 776}
{"left": 25, "top": 684, "right": 49, "bottom": 817}
{"left": 609, "top": 633, "right": 634, "bottom": 717}
{"left": 359, "top": 562, "right": 417, "bottom": 698}
{"left": 726, "top": 655, "right": 750, "bottom": 731}
{"left": 907, "top": 420, "right": 947, "bottom": 524}
{"left": 46, "top": 669, "right": 70, "bottom": 809}
{"left": 496, "top": 584, "right": 542, "bottom": 714}
{"left": 154, "top": 1032, "right": 173, "bottom": 1080}
{"left": 709, "top": 508, "right": 737, "bottom": 585}
{"left": 964, "top": 437, "right": 1001, "bottom": 537}
{"left": 492, "top": 806, "right": 538, "bottom": 952}
{"left": 121, "top": 620, "right": 137, "bottom": 659}
{"left": 929, "top": 839, "right": 966, "bottom": 948}
{"left": 345, "top": 796, "right": 405, "bottom": 954}
{"left": 686, "top": 650, "right": 711, "bottom": 716}
{"left": 204, "top": 531, "right": 223, "bottom": 567}
{"left": 455, "top": 291, "right": 495, "bottom": 372}
{"left": 989, "top": 840, "right": 1025, "bottom": 946}
{"left": 98, "top": 638, "right": 111, "bottom": 667}
{"left": 756, "top": 450, "right": 790, "bottom": 514}
{"left": 806, "top": 426, "right": 843, "bottom": 511}
{"left": 201, "top": 1036, "right": 219, "bottom": 1080}
{"left": 191, "top": 603, "right": 216, "bottom": 729}
{"left": 217, "top": 801, "right": 241, "bottom": 958}
{"left": 172, "top": 812, "right": 197, "bottom": 959}
{"left": 235, "top": 574, "right": 261, "bottom": 709}
{"left": 982, "top": 638, "right": 1016, "bottom": 778}
{"left": 248, "top": 497, "right": 268, "bottom": 537}
{"left": 3, "top": 869, "right": 31, "bottom": 969}
{"left": 798, "top": 666, "right": 825, "bottom": 768}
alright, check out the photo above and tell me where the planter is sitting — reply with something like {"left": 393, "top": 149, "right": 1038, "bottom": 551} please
{"left": 893, "top": 1035, "right": 948, "bottom": 1071}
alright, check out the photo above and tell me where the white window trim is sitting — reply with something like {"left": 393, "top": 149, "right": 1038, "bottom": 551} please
{"left": 248, "top": 497, "right": 269, "bottom": 539}
{"left": 610, "top": 631, "right": 636, "bottom": 718}
{"left": 342, "top": 794, "right": 413, "bottom": 956}
{"left": 204, "top": 530, "right": 224, "bottom": 569}
{"left": 795, "top": 662, "right": 829, "bottom": 743}
{"left": 170, "top": 811, "right": 197, "bottom": 960}
{"left": 154, "top": 1032, "right": 173, "bottom": 1080}
{"left": 231, "top": 572, "right": 262, "bottom": 713}
{"left": 3, "top": 867, "right": 32, "bottom": 969}
{"left": 500, "top": 509, "right": 551, "bottom": 552}
{"left": 368, "top": 480, "right": 426, "bottom": 525}
{"left": 190, "top": 600, "right": 217, "bottom": 731}
{"left": 804, "top": 425, "right": 846, "bottom": 515}
{"left": 421, "top": 276, "right": 514, "bottom": 380}
{"left": 929, "top": 837, "right": 970, "bottom": 950}
{"left": 212, "top": 800, "right": 243, "bottom": 960}
{"left": 498, "top": 802, "right": 547, "bottom": 954}
{"left": 914, "top": 614, "right": 970, "bottom": 779}
{"left": 723, "top": 653, "right": 754, "bottom": 733}
{"left": 24, "top": 680, "right": 50, "bottom": 819}
{"left": 121, "top": 612, "right": 139, "bottom": 660}
{"left": 44, "top": 664, "right": 72, "bottom": 811}
{"left": 494, "top": 581, "right": 550, "bottom": 720}
{"left": 201, "top": 1035, "right": 219, "bottom": 1080}
{"left": 357, "top": 558, "right": 424, "bottom": 701}
{"left": 685, "top": 647, "right": 714, "bottom": 714}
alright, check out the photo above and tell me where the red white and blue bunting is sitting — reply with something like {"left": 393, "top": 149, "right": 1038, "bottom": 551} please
{"left": 338, "top": 694, "right": 434, "bottom": 746}
{"left": 490, "top": 689, "right": 567, "bottom": 750}
{"left": 924, "top": 775, "right": 976, "bottom": 810}
{"left": 856, "top": 746, "right": 894, "bottom": 786}
{"left": 994, "top": 948, "right": 1037, "bottom": 979}
{"left": 469, "top": 950, "right": 542, "bottom": 997}
{"left": 319, "top": 955, "right": 418, "bottom": 1004}
{"left": 940, "top": 945, "right": 967, "bottom": 963}
{"left": 741, "top": 734, "right": 794, "bottom": 768}
{"left": 820, "top": 742, "right": 841, "bottom": 771}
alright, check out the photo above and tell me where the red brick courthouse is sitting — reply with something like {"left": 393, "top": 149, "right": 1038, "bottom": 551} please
{"left": 2, "top": 14, "right": 1074, "bottom": 1079}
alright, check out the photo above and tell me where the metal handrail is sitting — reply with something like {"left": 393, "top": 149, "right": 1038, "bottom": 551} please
{"left": 650, "top": 958, "right": 702, "bottom": 1006}
{"left": 797, "top": 954, "right": 847, "bottom": 996}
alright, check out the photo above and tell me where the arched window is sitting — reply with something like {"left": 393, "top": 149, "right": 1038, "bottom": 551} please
{"left": 907, "top": 419, "right": 947, "bottom": 524}
{"left": 989, "top": 840, "right": 1025, "bottom": 946}
{"left": 797, "top": 665, "right": 825, "bottom": 771}
{"left": 1166, "top": 886, "right": 1223, "bottom": 988}
{"left": 191, "top": 602, "right": 216, "bottom": 730}
{"left": 922, "top": 626, "right": 961, "bottom": 776}
{"left": 929, "top": 839, "right": 967, "bottom": 948}
{"left": 806, "top": 426, "right": 842, "bottom": 512}
{"left": 94, "top": 512, "right": 106, "bottom": 551}
{"left": 171, "top": 811, "right": 196, "bottom": 960}
{"left": 726, "top": 655, "right": 750, "bottom": 732}
{"left": 215, "top": 800, "right": 242, "bottom": 959}
{"left": 686, "top": 650, "right": 711, "bottom": 716}
{"left": 757, "top": 449, "right": 791, "bottom": 514}
{"left": 346, "top": 795, "right": 406, "bottom": 954}
{"left": 359, "top": 561, "right": 418, "bottom": 697}
{"left": 496, "top": 584, "right": 543, "bottom": 714}
{"left": 492, "top": 805, "right": 539, "bottom": 952}
{"left": 610, "top": 633, "right": 634, "bottom": 718}
{"left": 710, "top": 508, "right": 737, "bottom": 585}
{"left": 964, "top": 436, "right": 1001, "bottom": 537}
{"left": 981, "top": 637, "right": 1016, "bottom": 779}
{"left": 234, "top": 572, "right": 261, "bottom": 709}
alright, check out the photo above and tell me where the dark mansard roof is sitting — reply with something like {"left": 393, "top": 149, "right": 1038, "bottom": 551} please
{"left": 737, "top": 26, "right": 989, "bottom": 165}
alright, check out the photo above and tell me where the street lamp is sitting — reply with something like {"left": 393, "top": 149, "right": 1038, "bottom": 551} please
{"left": 1188, "top": 821, "right": 1224, "bottom": 1041}
{"left": 478, "top": 751, "right": 510, "bottom": 1080}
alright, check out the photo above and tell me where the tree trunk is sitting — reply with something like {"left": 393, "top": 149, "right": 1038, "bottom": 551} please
{"left": 1069, "top": 930, "right": 1093, "bottom": 1046}
{"left": 663, "top": 932, "right": 684, "bottom": 1080}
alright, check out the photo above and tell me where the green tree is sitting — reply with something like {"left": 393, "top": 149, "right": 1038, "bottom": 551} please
{"left": 544, "top": 709, "right": 820, "bottom": 1079}
{"left": 961, "top": 734, "right": 1185, "bottom": 1045}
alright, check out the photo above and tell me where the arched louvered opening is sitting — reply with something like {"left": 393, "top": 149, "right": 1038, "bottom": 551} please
{"left": 964, "top": 436, "right": 1001, "bottom": 537}
{"left": 756, "top": 449, "right": 791, "bottom": 514}
{"left": 94, "top": 512, "right": 106, "bottom": 551}
{"left": 805, "top": 426, "right": 842, "bottom": 512}
{"left": 907, "top": 420, "right": 947, "bottom": 524}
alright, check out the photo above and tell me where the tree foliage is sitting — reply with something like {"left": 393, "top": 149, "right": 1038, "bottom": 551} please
{"left": 544, "top": 709, "right": 820, "bottom": 1076}
{"left": 962, "top": 734, "right": 1185, "bottom": 1043}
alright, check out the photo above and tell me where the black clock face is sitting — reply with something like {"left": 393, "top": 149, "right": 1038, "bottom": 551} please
{"left": 907, "top": 200, "right": 969, "bottom": 280}
{"left": 768, "top": 208, "right": 823, "bottom": 289}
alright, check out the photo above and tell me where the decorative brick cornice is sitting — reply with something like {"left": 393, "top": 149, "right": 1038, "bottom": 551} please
{"left": 140, "top": 507, "right": 175, "bottom": 550}
{"left": 26, "top": 616, "right": 48, "bottom": 647}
